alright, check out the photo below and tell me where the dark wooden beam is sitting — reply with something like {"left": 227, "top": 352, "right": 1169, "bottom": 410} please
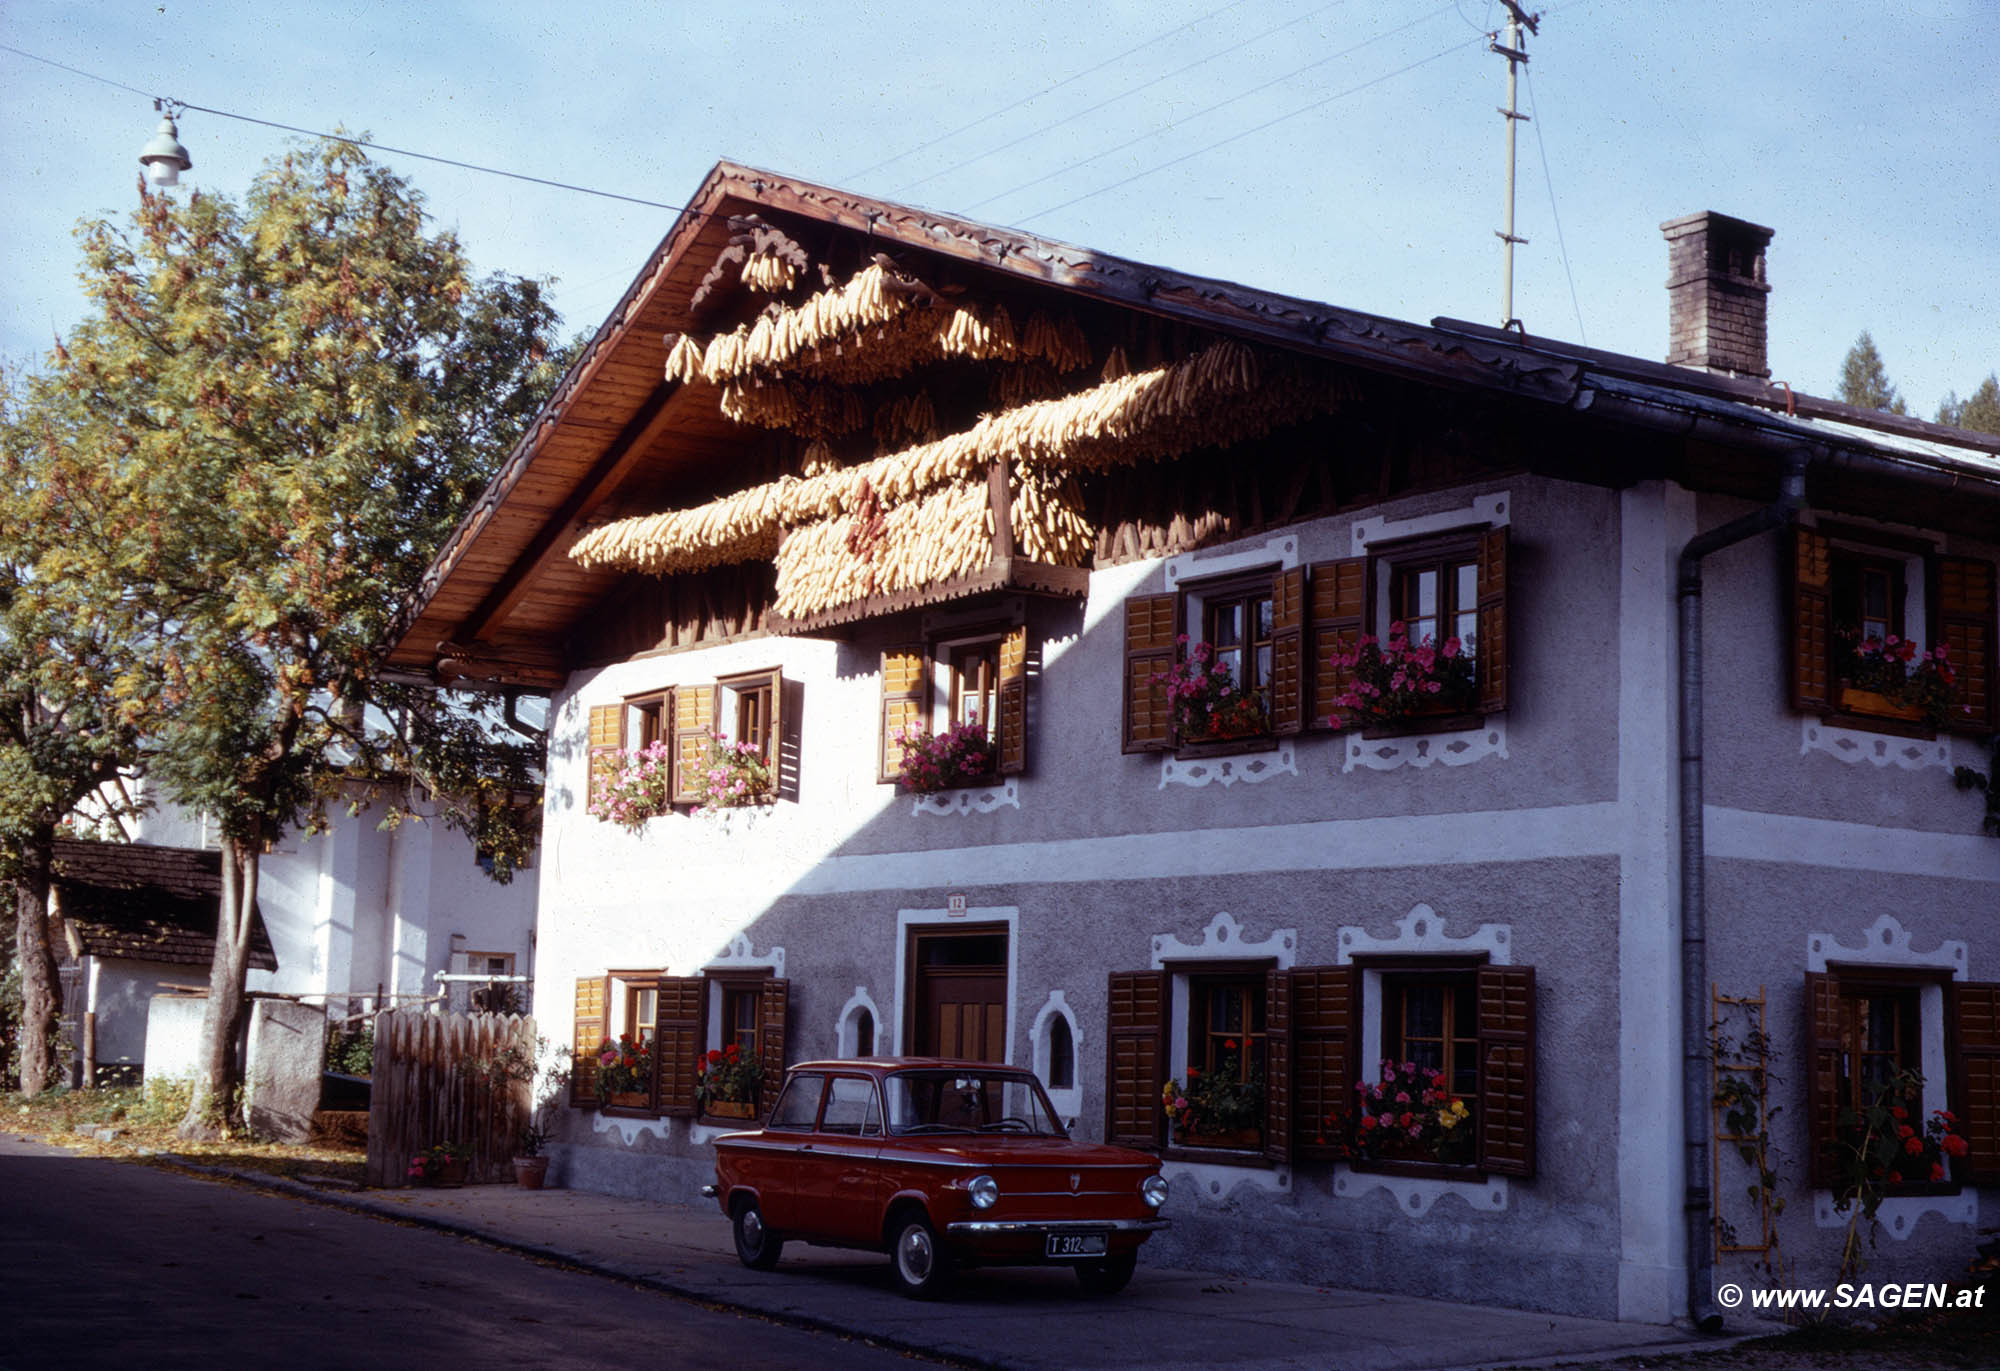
{"left": 459, "top": 382, "right": 683, "bottom": 646}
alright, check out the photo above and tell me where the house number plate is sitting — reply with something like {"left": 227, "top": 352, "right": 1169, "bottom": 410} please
{"left": 1045, "top": 1232, "right": 1108, "bottom": 1259}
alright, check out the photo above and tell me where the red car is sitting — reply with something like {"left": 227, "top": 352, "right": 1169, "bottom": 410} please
{"left": 703, "top": 1058, "right": 1169, "bottom": 1297}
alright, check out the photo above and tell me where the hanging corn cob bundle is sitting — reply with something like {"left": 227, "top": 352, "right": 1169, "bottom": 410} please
{"left": 719, "top": 377, "right": 869, "bottom": 436}
{"left": 771, "top": 478, "right": 993, "bottom": 619}
{"left": 584, "top": 339, "right": 1349, "bottom": 600}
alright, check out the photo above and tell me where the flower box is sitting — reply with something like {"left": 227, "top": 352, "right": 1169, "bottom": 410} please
{"left": 1176, "top": 1127, "right": 1261, "bottom": 1150}
{"left": 606, "top": 1090, "right": 651, "bottom": 1110}
{"left": 705, "top": 1100, "right": 757, "bottom": 1119}
{"left": 1837, "top": 685, "right": 1925, "bottom": 723}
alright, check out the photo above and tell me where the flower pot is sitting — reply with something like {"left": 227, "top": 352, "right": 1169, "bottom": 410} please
{"left": 706, "top": 1100, "right": 756, "bottom": 1119}
{"left": 1177, "top": 1127, "right": 1261, "bottom": 1150}
{"left": 512, "top": 1155, "right": 550, "bottom": 1190}
{"left": 605, "top": 1090, "right": 651, "bottom": 1110}
{"left": 1838, "top": 685, "right": 1925, "bottom": 722}
{"left": 421, "top": 1158, "right": 467, "bottom": 1188}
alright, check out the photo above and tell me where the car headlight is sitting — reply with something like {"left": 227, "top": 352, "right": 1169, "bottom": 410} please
{"left": 969, "top": 1174, "right": 1000, "bottom": 1210}
{"left": 1142, "top": 1174, "right": 1169, "bottom": 1209}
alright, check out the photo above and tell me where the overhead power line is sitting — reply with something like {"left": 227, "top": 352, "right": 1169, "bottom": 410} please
{"left": 842, "top": 0, "right": 1253, "bottom": 185}
{"left": 975, "top": 10, "right": 1473, "bottom": 217}
{"left": 890, "top": 0, "right": 1352, "bottom": 199}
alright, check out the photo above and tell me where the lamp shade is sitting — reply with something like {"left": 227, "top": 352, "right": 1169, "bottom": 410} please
{"left": 140, "top": 115, "right": 192, "bottom": 186}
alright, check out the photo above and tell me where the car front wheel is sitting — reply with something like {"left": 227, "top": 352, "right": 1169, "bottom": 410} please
{"left": 1075, "top": 1249, "right": 1137, "bottom": 1295}
{"left": 887, "top": 1212, "right": 951, "bottom": 1298}
{"left": 732, "top": 1197, "right": 783, "bottom": 1271}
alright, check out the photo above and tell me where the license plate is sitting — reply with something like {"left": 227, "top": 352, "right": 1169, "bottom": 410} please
{"left": 1045, "top": 1232, "right": 1108, "bottom": 1259}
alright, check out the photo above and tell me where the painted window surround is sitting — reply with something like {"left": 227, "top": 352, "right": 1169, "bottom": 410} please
{"left": 1335, "top": 904, "right": 1513, "bottom": 1216}
{"left": 1149, "top": 911, "right": 1297, "bottom": 1200}
{"left": 1806, "top": 914, "right": 1976, "bottom": 1239}
{"left": 1029, "top": 990, "right": 1085, "bottom": 1123}
{"left": 891, "top": 904, "right": 1019, "bottom": 1062}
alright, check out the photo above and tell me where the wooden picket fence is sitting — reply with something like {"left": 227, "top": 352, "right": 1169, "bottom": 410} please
{"left": 365, "top": 1010, "right": 535, "bottom": 1188}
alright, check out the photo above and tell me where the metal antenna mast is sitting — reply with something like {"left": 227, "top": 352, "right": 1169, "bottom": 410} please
{"left": 1492, "top": 1, "right": 1539, "bottom": 332}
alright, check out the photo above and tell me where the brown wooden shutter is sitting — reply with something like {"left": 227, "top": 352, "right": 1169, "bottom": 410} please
{"left": 1476, "top": 526, "right": 1510, "bottom": 715}
{"left": 996, "top": 623, "right": 1029, "bottom": 775}
{"left": 1122, "top": 594, "right": 1179, "bottom": 753}
{"left": 1263, "top": 967, "right": 1293, "bottom": 1163}
{"left": 655, "top": 976, "right": 704, "bottom": 1117}
{"left": 1290, "top": 965, "right": 1359, "bottom": 1162}
{"left": 1791, "top": 527, "right": 1833, "bottom": 713}
{"left": 570, "top": 975, "right": 609, "bottom": 1104}
{"left": 670, "top": 685, "right": 714, "bottom": 805}
{"left": 1937, "top": 556, "right": 1996, "bottom": 735}
{"left": 761, "top": 669, "right": 789, "bottom": 795}
{"left": 879, "top": 645, "right": 931, "bottom": 783}
{"left": 1951, "top": 980, "right": 2000, "bottom": 1184}
{"left": 1267, "top": 565, "right": 1307, "bottom": 736}
{"left": 587, "top": 705, "right": 623, "bottom": 810}
{"left": 758, "top": 977, "right": 790, "bottom": 1115}
{"left": 1105, "top": 970, "right": 1167, "bottom": 1150}
{"left": 1308, "top": 558, "right": 1368, "bottom": 730}
{"left": 1475, "top": 965, "right": 1535, "bottom": 1177}
{"left": 1804, "top": 971, "right": 1844, "bottom": 1188}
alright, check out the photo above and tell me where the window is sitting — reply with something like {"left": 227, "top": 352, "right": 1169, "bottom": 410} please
{"left": 1121, "top": 532, "right": 1505, "bottom": 754}
{"left": 569, "top": 970, "right": 789, "bottom": 1117}
{"left": 820, "top": 1075, "right": 883, "bottom": 1136}
{"left": 853, "top": 1008, "right": 876, "bottom": 1058}
{"left": 470, "top": 953, "right": 521, "bottom": 1014}
{"left": 1104, "top": 962, "right": 1535, "bottom": 1175}
{"left": 878, "top": 622, "right": 1029, "bottom": 784}
{"left": 769, "top": 1072, "right": 825, "bottom": 1131}
{"left": 1790, "top": 526, "right": 1994, "bottom": 734}
{"left": 1045, "top": 1015, "right": 1075, "bottom": 1091}
{"left": 1805, "top": 970, "right": 2000, "bottom": 1189}
{"left": 586, "top": 668, "right": 790, "bottom": 813}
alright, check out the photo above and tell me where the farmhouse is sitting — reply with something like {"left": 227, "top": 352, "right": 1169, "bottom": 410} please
{"left": 382, "top": 164, "right": 1999, "bottom": 1322}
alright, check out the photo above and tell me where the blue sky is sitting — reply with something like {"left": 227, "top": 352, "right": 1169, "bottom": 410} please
{"left": 4, "top": 1, "right": 1995, "bottom": 416}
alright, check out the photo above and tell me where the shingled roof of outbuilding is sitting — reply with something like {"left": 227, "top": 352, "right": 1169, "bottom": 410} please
{"left": 51, "top": 838, "right": 278, "bottom": 973}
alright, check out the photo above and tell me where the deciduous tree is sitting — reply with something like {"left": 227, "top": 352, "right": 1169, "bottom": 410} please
{"left": 13, "top": 140, "right": 564, "bottom": 1135}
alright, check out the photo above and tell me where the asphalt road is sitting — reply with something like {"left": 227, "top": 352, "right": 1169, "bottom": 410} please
{"left": 0, "top": 1134, "right": 938, "bottom": 1371}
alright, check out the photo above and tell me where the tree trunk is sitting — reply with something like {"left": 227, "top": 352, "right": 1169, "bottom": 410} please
{"left": 13, "top": 834, "right": 62, "bottom": 1096}
{"left": 179, "top": 837, "right": 260, "bottom": 1140}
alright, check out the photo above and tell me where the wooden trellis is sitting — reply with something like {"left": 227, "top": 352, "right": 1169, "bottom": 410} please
{"left": 1711, "top": 985, "right": 1778, "bottom": 1263}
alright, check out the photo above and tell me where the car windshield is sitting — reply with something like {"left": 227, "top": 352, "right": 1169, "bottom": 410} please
{"left": 883, "top": 1070, "right": 1065, "bottom": 1136}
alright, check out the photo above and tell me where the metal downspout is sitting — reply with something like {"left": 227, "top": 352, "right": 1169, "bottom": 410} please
{"left": 1675, "top": 451, "right": 1810, "bottom": 1332}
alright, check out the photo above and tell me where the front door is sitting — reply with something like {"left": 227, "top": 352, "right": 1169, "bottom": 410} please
{"left": 909, "top": 927, "right": 1008, "bottom": 1062}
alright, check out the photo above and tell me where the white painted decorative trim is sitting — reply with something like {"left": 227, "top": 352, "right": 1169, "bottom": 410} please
{"left": 1165, "top": 534, "right": 1298, "bottom": 588}
{"left": 591, "top": 1111, "right": 670, "bottom": 1145}
{"left": 1028, "top": 991, "right": 1084, "bottom": 1121}
{"left": 1813, "top": 1191, "right": 1977, "bottom": 1238}
{"left": 836, "top": 986, "right": 882, "bottom": 1058}
{"left": 912, "top": 781, "right": 1020, "bottom": 816}
{"left": 1707, "top": 807, "right": 2000, "bottom": 885}
{"left": 1151, "top": 911, "right": 1297, "bottom": 970}
{"left": 1159, "top": 743, "right": 1296, "bottom": 789}
{"left": 1336, "top": 904, "right": 1513, "bottom": 966}
{"left": 1163, "top": 1157, "right": 1291, "bottom": 1201}
{"left": 1806, "top": 914, "right": 1967, "bottom": 979}
{"left": 893, "top": 906, "right": 1019, "bottom": 1062}
{"left": 1333, "top": 1164, "right": 1506, "bottom": 1215}
{"left": 703, "top": 932, "right": 786, "bottom": 981}
{"left": 1342, "top": 723, "right": 1507, "bottom": 773}
{"left": 1800, "top": 720, "right": 1952, "bottom": 771}
{"left": 1350, "top": 490, "right": 1510, "bottom": 554}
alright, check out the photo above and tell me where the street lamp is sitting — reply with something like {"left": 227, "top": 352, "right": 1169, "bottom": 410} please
{"left": 139, "top": 100, "right": 191, "bottom": 187}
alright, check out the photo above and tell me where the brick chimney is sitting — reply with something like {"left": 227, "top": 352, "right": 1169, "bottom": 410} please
{"left": 1661, "top": 211, "right": 1774, "bottom": 378}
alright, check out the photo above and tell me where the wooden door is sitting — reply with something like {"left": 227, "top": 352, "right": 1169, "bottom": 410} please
{"left": 909, "top": 927, "right": 1009, "bottom": 1062}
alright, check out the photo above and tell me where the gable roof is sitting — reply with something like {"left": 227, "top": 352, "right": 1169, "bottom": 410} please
{"left": 51, "top": 838, "right": 278, "bottom": 973}
{"left": 381, "top": 161, "right": 2000, "bottom": 688}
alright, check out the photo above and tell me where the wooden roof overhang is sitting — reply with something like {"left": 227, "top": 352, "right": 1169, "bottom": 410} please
{"left": 382, "top": 162, "right": 2000, "bottom": 689}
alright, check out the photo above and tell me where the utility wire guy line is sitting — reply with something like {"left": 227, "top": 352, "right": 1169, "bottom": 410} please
{"left": 845, "top": 0, "right": 1255, "bottom": 185}
{"left": 890, "top": 0, "right": 1352, "bottom": 200}
{"left": 1524, "top": 65, "right": 1586, "bottom": 343}
{"left": 0, "top": 41, "right": 685, "bottom": 213}
{"left": 978, "top": 8, "right": 1470, "bottom": 217}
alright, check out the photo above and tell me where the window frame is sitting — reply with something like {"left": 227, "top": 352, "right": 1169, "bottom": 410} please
{"left": 1807, "top": 965, "right": 1962, "bottom": 1194}
{"left": 1357, "top": 528, "right": 1498, "bottom": 736}
{"left": 1355, "top": 956, "right": 1489, "bottom": 1179}
{"left": 879, "top": 615, "right": 1030, "bottom": 786}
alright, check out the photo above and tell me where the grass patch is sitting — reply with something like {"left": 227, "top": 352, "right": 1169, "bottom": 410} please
{"left": 4, "top": 1084, "right": 367, "bottom": 1186}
